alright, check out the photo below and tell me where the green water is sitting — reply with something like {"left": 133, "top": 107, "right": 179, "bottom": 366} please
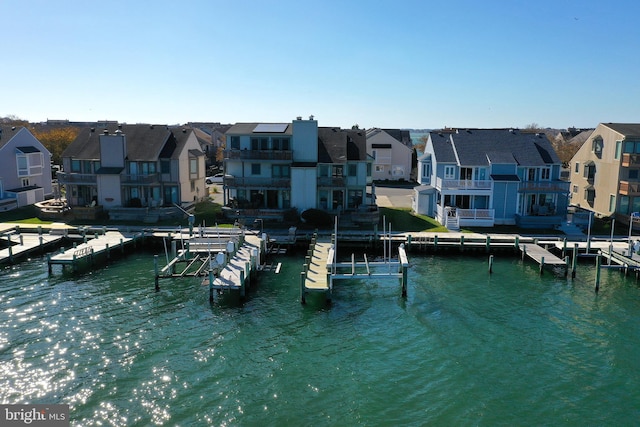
{"left": 1, "top": 250, "right": 640, "bottom": 426}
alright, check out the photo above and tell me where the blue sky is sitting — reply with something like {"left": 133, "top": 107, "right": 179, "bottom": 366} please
{"left": 3, "top": 0, "right": 639, "bottom": 129}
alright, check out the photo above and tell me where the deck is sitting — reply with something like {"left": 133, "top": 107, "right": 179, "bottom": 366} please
{"left": 207, "top": 235, "right": 263, "bottom": 297}
{"left": 303, "top": 241, "right": 334, "bottom": 292}
{"left": 0, "top": 231, "right": 64, "bottom": 264}
{"left": 48, "top": 230, "right": 141, "bottom": 272}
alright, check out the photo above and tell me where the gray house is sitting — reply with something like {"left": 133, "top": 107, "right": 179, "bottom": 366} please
{"left": 0, "top": 126, "right": 53, "bottom": 211}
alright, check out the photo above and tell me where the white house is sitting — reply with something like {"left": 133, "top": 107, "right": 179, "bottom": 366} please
{"left": 0, "top": 126, "right": 53, "bottom": 211}
{"left": 366, "top": 128, "right": 414, "bottom": 181}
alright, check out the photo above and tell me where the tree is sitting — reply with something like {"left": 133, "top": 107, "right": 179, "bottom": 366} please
{"left": 0, "top": 115, "right": 29, "bottom": 126}
{"left": 32, "top": 127, "right": 80, "bottom": 165}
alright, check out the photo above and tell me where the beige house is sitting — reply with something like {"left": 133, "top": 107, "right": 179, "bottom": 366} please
{"left": 569, "top": 123, "right": 640, "bottom": 223}
{"left": 366, "top": 128, "right": 414, "bottom": 181}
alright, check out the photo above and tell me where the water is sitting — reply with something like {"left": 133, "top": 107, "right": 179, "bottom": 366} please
{"left": 2, "top": 249, "right": 640, "bottom": 426}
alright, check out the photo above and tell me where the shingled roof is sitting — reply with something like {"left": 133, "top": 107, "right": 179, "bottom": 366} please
{"left": 62, "top": 124, "right": 196, "bottom": 161}
{"left": 318, "top": 127, "right": 367, "bottom": 163}
{"left": 430, "top": 128, "right": 560, "bottom": 166}
{"left": 602, "top": 123, "right": 640, "bottom": 137}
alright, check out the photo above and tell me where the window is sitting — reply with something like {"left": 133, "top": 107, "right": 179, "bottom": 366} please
{"left": 609, "top": 195, "right": 616, "bottom": 212}
{"left": 332, "top": 165, "right": 343, "bottom": 177}
{"left": 619, "top": 196, "right": 629, "bottom": 214}
{"left": 573, "top": 185, "right": 578, "bottom": 193}
{"left": 444, "top": 165, "right": 455, "bottom": 179}
{"left": 541, "top": 167, "right": 550, "bottom": 180}
{"left": 527, "top": 168, "right": 536, "bottom": 181}
{"left": 372, "top": 150, "right": 377, "bottom": 159}
{"left": 624, "top": 141, "right": 634, "bottom": 153}
{"left": 189, "top": 158, "right": 198, "bottom": 179}
{"left": 71, "top": 159, "right": 81, "bottom": 173}
{"left": 21, "top": 178, "right": 30, "bottom": 187}
{"left": 366, "top": 163, "right": 372, "bottom": 177}
{"left": 17, "top": 155, "right": 28, "bottom": 176}
{"left": 592, "top": 137, "right": 603, "bottom": 155}
{"left": 630, "top": 169, "right": 639, "bottom": 180}
{"left": 615, "top": 141, "right": 622, "bottom": 159}
{"left": 318, "top": 165, "right": 329, "bottom": 177}
{"left": 251, "top": 163, "right": 261, "bottom": 175}
{"left": 574, "top": 162, "right": 579, "bottom": 173}
{"left": 272, "top": 165, "right": 290, "bottom": 177}
{"left": 375, "top": 165, "right": 384, "bottom": 172}
{"left": 160, "top": 160, "right": 170, "bottom": 174}
{"left": 230, "top": 136, "right": 240, "bottom": 149}
{"left": 272, "top": 137, "right": 290, "bottom": 150}
{"left": 348, "top": 164, "right": 357, "bottom": 177}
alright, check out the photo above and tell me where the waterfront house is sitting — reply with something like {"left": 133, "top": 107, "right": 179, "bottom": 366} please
{"left": 223, "top": 116, "right": 374, "bottom": 223}
{"left": 414, "top": 128, "right": 569, "bottom": 229}
{"left": 569, "top": 123, "right": 640, "bottom": 226}
{"left": 57, "top": 124, "right": 205, "bottom": 221}
{"left": 0, "top": 126, "right": 53, "bottom": 211}
{"left": 366, "top": 128, "right": 414, "bottom": 181}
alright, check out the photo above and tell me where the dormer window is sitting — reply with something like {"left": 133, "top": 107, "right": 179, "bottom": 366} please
{"left": 592, "top": 136, "right": 603, "bottom": 157}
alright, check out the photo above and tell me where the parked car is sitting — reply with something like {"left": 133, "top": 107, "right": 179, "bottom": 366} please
{"left": 206, "top": 173, "right": 225, "bottom": 184}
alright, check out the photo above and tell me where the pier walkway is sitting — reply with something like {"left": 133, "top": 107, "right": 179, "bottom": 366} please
{"left": 0, "top": 229, "right": 64, "bottom": 264}
{"left": 48, "top": 230, "right": 141, "bottom": 273}
{"left": 302, "top": 239, "right": 334, "bottom": 296}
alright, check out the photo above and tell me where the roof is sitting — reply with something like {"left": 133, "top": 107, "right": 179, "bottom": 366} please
{"left": 430, "top": 128, "right": 560, "bottom": 166}
{"left": 226, "top": 123, "right": 293, "bottom": 135}
{"left": 0, "top": 126, "right": 25, "bottom": 149}
{"left": 602, "top": 123, "right": 640, "bottom": 138}
{"left": 62, "top": 124, "right": 194, "bottom": 161}
{"left": 366, "top": 128, "right": 413, "bottom": 149}
{"left": 317, "top": 127, "right": 367, "bottom": 163}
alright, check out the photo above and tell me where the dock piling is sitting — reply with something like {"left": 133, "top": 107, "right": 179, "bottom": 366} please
{"left": 572, "top": 243, "right": 578, "bottom": 278}
{"left": 540, "top": 256, "right": 544, "bottom": 275}
{"left": 595, "top": 253, "right": 601, "bottom": 293}
{"left": 154, "top": 255, "right": 160, "bottom": 291}
{"left": 300, "top": 271, "right": 306, "bottom": 304}
{"left": 489, "top": 254, "right": 494, "bottom": 274}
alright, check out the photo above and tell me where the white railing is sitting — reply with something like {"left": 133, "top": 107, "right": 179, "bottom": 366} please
{"left": 457, "top": 208, "right": 495, "bottom": 220}
{"left": 436, "top": 177, "right": 493, "bottom": 191}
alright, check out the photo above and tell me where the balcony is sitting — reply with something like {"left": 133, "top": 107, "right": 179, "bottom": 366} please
{"left": 435, "top": 178, "right": 492, "bottom": 191}
{"left": 317, "top": 176, "right": 346, "bottom": 187}
{"left": 518, "top": 181, "right": 570, "bottom": 193}
{"left": 224, "top": 176, "right": 291, "bottom": 188}
{"left": 56, "top": 172, "right": 97, "bottom": 185}
{"left": 224, "top": 149, "right": 292, "bottom": 161}
{"left": 121, "top": 173, "right": 160, "bottom": 185}
{"left": 619, "top": 181, "right": 640, "bottom": 196}
{"left": 622, "top": 153, "right": 640, "bottom": 167}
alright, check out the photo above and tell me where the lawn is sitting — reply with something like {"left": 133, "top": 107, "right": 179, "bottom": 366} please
{"left": 378, "top": 207, "right": 449, "bottom": 232}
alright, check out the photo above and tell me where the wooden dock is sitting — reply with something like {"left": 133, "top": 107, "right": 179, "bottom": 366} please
{"left": 300, "top": 235, "right": 409, "bottom": 303}
{"left": 519, "top": 243, "right": 568, "bottom": 274}
{"left": 47, "top": 230, "right": 142, "bottom": 273}
{"left": 0, "top": 230, "right": 65, "bottom": 264}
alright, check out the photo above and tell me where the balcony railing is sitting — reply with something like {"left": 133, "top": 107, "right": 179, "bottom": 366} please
{"left": 224, "top": 149, "right": 292, "bottom": 161}
{"left": 619, "top": 181, "right": 640, "bottom": 196}
{"left": 518, "top": 181, "right": 570, "bottom": 193}
{"left": 56, "top": 172, "right": 97, "bottom": 184}
{"left": 224, "top": 176, "right": 291, "bottom": 188}
{"left": 121, "top": 173, "right": 160, "bottom": 184}
{"left": 622, "top": 153, "right": 640, "bottom": 167}
{"left": 317, "top": 176, "right": 346, "bottom": 187}
{"left": 435, "top": 178, "right": 492, "bottom": 191}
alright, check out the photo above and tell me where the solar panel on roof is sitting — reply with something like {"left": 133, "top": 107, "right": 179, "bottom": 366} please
{"left": 253, "top": 123, "right": 288, "bottom": 133}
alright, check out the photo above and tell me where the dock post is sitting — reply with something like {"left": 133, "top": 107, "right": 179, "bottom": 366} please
{"left": 83, "top": 234, "right": 87, "bottom": 244}
{"left": 522, "top": 244, "right": 527, "bottom": 261}
{"left": 154, "top": 255, "right": 160, "bottom": 291}
{"left": 209, "top": 270, "right": 214, "bottom": 303}
{"left": 572, "top": 243, "right": 578, "bottom": 278}
{"left": 624, "top": 263, "right": 629, "bottom": 277}
{"left": 564, "top": 256, "right": 569, "bottom": 277}
{"left": 608, "top": 243, "right": 613, "bottom": 265}
{"left": 240, "top": 270, "right": 245, "bottom": 298}
{"left": 300, "top": 271, "right": 306, "bottom": 304}
{"left": 102, "top": 226, "right": 106, "bottom": 236}
{"left": 47, "top": 254, "right": 52, "bottom": 275}
{"left": 120, "top": 238, "right": 124, "bottom": 254}
{"left": 595, "top": 253, "right": 601, "bottom": 293}
{"left": 39, "top": 235, "right": 43, "bottom": 249}
{"left": 38, "top": 225, "right": 42, "bottom": 236}
{"left": 486, "top": 235, "right": 491, "bottom": 252}
{"left": 540, "top": 256, "right": 544, "bottom": 275}
{"left": 562, "top": 238, "right": 567, "bottom": 258}
{"left": 8, "top": 243, "right": 12, "bottom": 263}
{"left": 460, "top": 235, "right": 464, "bottom": 252}
{"left": 401, "top": 262, "right": 408, "bottom": 297}
{"left": 515, "top": 236, "right": 520, "bottom": 253}
{"left": 20, "top": 235, "right": 23, "bottom": 245}
{"left": 73, "top": 242, "right": 77, "bottom": 249}
{"left": 434, "top": 235, "right": 438, "bottom": 251}
{"left": 106, "top": 243, "right": 110, "bottom": 260}
{"left": 489, "top": 255, "right": 494, "bottom": 274}
{"left": 407, "top": 235, "right": 412, "bottom": 251}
